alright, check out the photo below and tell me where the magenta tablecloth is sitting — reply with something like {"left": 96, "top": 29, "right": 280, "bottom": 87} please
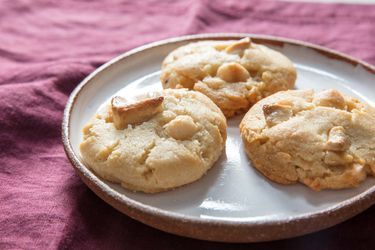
{"left": 1, "top": 0, "right": 374, "bottom": 249}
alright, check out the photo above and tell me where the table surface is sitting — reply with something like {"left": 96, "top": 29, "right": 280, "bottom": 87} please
{"left": 0, "top": 0, "right": 374, "bottom": 249}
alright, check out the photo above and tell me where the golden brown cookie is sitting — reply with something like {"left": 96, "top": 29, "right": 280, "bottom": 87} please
{"left": 240, "top": 89, "right": 375, "bottom": 191}
{"left": 161, "top": 38, "right": 296, "bottom": 118}
{"left": 80, "top": 89, "right": 227, "bottom": 193}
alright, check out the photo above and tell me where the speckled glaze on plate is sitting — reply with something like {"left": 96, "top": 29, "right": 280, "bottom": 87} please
{"left": 62, "top": 34, "right": 375, "bottom": 242}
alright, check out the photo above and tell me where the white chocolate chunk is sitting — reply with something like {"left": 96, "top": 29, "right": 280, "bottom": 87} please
{"left": 313, "top": 89, "right": 346, "bottom": 110}
{"left": 326, "top": 126, "right": 350, "bottom": 151}
{"left": 324, "top": 151, "right": 353, "bottom": 165}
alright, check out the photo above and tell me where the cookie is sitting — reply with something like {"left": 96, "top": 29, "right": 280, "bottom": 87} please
{"left": 80, "top": 89, "right": 227, "bottom": 193}
{"left": 240, "top": 89, "right": 375, "bottom": 191}
{"left": 161, "top": 38, "right": 296, "bottom": 118}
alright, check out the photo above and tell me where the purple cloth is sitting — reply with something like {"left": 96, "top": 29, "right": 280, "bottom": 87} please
{"left": 1, "top": 0, "right": 374, "bottom": 249}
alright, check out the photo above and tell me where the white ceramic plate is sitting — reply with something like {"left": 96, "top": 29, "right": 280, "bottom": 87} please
{"left": 62, "top": 34, "right": 375, "bottom": 242}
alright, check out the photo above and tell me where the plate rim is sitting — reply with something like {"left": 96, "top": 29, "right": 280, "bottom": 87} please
{"left": 62, "top": 33, "right": 375, "bottom": 242}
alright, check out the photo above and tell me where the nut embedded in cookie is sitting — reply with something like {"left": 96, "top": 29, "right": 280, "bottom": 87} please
{"left": 262, "top": 103, "right": 293, "bottom": 127}
{"left": 225, "top": 37, "right": 251, "bottom": 55}
{"left": 217, "top": 62, "right": 250, "bottom": 83}
{"left": 111, "top": 95, "right": 164, "bottom": 129}
{"left": 164, "top": 115, "right": 199, "bottom": 140}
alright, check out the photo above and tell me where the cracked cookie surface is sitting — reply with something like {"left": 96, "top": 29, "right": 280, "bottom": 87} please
{"left": 161, "top": 38, "right": 296, "bottom": 118}
{"left": 240, "top": 89, "right": 375, "bottom": 191}
{"left": 80, "top": 89, "right": 227, "bottom": 193}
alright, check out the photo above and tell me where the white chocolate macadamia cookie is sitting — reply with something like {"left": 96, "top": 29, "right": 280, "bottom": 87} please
{"left": 80, "top": 89, "right": 227, "bottom": 193}
{"left": 161, "top": 38, "right": 296, "bottom": 117}
{"left": 240, "top": 89, "right": 375, "bottom": 191}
